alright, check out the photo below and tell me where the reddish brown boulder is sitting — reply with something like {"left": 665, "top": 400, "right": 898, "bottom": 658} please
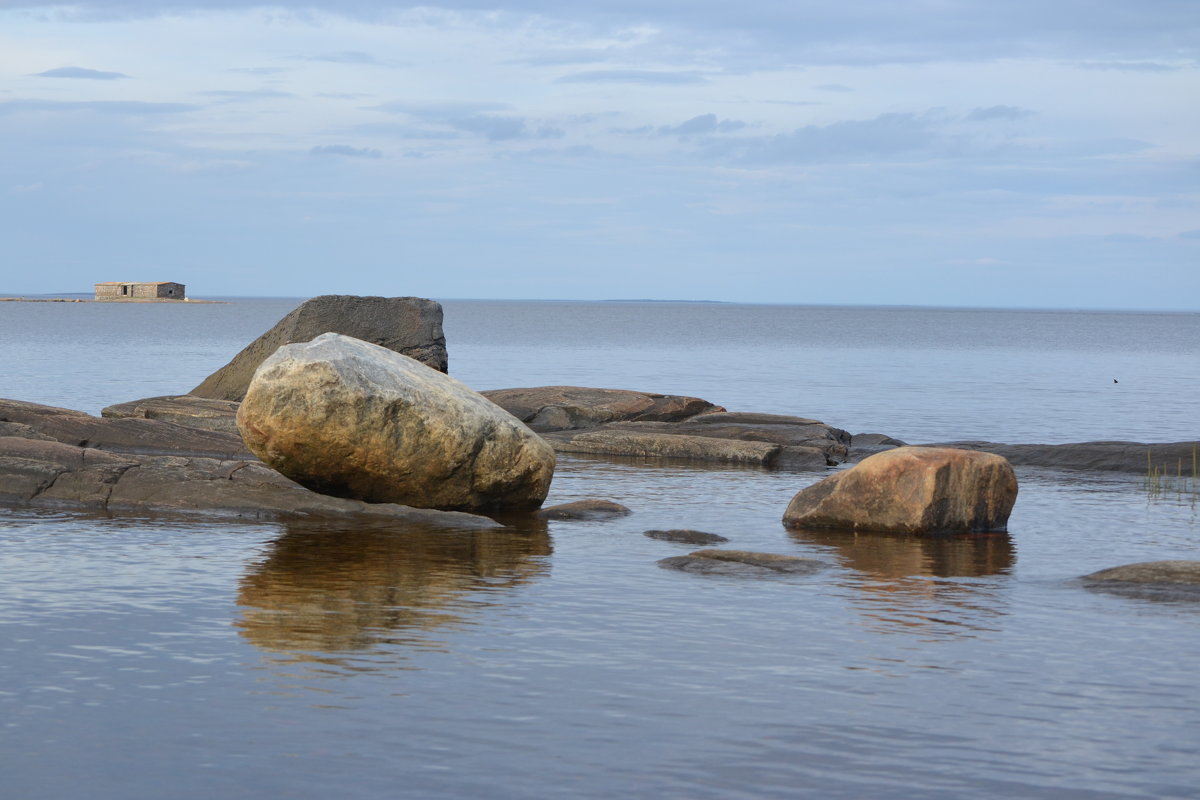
{"left": 782, "top": 446, "right": 1018, "bottom": 534}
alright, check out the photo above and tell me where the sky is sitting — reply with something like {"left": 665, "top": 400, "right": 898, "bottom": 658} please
{"left": 1, "top": 1, "right": 1197, "bottom": 308}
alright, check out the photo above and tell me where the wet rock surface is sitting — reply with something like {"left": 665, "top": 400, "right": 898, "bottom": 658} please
{"left": 783, "top": 446, "right": 1018, "bottom": 534}
{"left": 644, "top": 529, "right": 730, "bottom": 545}
{"left": 535, "top": 499, "right": 632, "bottom": 520}
{"left": 237, "top": 333, "right": 555, "bottom": 512}
{"left": 191, "top": 294, "right": 448, "bottom": 402}
{"left": 657, "top": 549, "right": 826, "bottom": 576}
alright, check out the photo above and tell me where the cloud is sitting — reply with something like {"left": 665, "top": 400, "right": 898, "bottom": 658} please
{"left": 965, "top": 105, "right": 1034, "bottom": 122}
{"left": 1179, "top": 230, "right": 1200, "bottom": 240}
{"left": 291, "top": 51, "right": 381, "bottom": 65}
{"left": 228, "top": 67, "right": 290, "bottom": 76}
{"left": 1075, "top": 61, "right": 1183, "bottom": 72}
{"left": 310, "top": 144, "right": 382, "bottom": 158}
{"left": 815, "top": 83, "right": 852, "bottom": 92}
{"left": 1103, "top": 233, "right": 1153, "bottom": 243}
{"left": 658, "top": 113, "right": 746, "bottom": 136}
{"left": 199, "top": 89, "right": 295, "bottom": 102}
{"left": 556, "top": 70, "right": 709, "bottom": 85}
{"left": 33, "top": 66, "right": 130, "bottom": 80}
{"left": 0, "top": 99, "right": 199, "bottom": 115}
{"left": 450, "top": 114, "right": 529, "bottom": 140}
{"left": 715, "top": 112, "right": 940, "bottom": 164}
{"left": 367, "top": 101, "right": 558, "bottom": 141}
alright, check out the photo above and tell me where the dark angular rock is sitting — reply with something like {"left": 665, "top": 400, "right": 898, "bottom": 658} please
{"left": 191, "top": 295, "right": 448, "bottom": 401}
{"left": 643, "top": 529, "right": 729, "bottom": 545}
{"left": 535, "top": 499, "right": 632, "bottom": 520}
{"left": 657, "top": 549, "right": 826, "bottom": 576}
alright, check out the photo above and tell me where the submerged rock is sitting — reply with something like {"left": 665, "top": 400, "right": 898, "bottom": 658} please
{"left": 191, "top": 294, "right": 448, "bottom": 402}
{"left": 535, "top": 499, "right": 632, "bottom": 520}
{"left": 783, "top": 446, "right": 1018, "bottom": 534}
{"left": 657, "top": 549, "right": 825, "bottom": 576}
{"left": 237, "top": 333, "right": 555, "bottom": 512}
{"left": 1083, "top": 561, "right": 1200, "bottom": 584}
{"left": 1081, "top": 561, "right": 1200, "bottom": 602}
{"left": 482, "top": 385, "right": 722, "bottom": 432}
{"left": 644, "top": 529, "right": 730, "bottom": 545}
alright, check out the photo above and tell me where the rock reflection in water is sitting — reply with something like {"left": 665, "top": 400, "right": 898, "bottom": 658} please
{"left": 236, "top": 521, "right": 551, "bottom": 665}
{"left": 789, "top": 527, "right": 1015, "bottom": 637}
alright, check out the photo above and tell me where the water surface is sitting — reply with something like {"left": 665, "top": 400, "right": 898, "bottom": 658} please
{"left": 1, "top": 299, "right": 1197, "bottom": 798}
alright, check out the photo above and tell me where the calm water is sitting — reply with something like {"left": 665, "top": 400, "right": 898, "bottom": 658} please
{"left": 1, "top": 299, "right": 1198, "bottom": 799}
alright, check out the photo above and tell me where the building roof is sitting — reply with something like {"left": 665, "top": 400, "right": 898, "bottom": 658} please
{"left": 95, "top": 281, "right": 184, "bottom": 285}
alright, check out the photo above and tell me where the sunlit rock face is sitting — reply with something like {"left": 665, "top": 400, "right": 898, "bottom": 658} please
{"left": 782, "top": 446, "right": 1018, "bottom": 534}
{"left": 237, "top": 333, "right": 555, "bottom": 512}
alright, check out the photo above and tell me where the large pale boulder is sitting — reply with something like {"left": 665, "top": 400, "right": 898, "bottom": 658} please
{"left": 236, "top": 333, "right": 555, "bottom": 512}
{"left": 782, "top": 446, "right": 1017, "bottom": 534}
{"left": 192, "top": 295, "right": 448, "bottom": 401}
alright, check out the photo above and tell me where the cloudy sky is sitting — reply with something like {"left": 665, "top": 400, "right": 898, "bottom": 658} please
{"left": 1, "top": 1, "right": 1197, "bottom": 307}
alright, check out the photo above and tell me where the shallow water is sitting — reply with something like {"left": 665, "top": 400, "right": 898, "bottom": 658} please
{"left": 1, "top": 299, "right": 1198, "bottom": 798}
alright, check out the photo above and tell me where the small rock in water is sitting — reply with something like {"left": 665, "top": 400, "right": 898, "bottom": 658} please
{"left": 643, "top": 529, "right": 730, "bottom": 545}
{"left": 657, "top": 549, "right": 825, "bottom": 576}
{"left": 535, "top": 499, "right": 632, "bottom": 520}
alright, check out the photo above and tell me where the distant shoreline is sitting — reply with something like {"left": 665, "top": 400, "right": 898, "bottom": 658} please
{"left": 0, "top": 297, "right": 226, "bottom": 304}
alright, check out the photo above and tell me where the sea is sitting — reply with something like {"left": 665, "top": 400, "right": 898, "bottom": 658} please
{"left": 1, "top": 298, "right": 1198, "bottom": 799}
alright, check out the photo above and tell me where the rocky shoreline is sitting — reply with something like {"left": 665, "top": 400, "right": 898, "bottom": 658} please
{"left": 2, "top": 293, "right": 1195, "bottom": 595}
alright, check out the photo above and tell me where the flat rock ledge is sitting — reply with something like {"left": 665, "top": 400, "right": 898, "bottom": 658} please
{"left": 657, "top": 549, "right": 826, "bottom": 576}
{"left": 535, "top": 499, "right": 632, "bottom": 520}
{"left": 0, "top": 398, "right": 500, "bottom": 527}
{"left": 543, "top": 412, "right": 850, "bottom": 470}
{"left": 102, "top": 395, "right": 241, "bottom": 435}
{"left": 481, "top": 386, "right": 723, "bottom": 432}
{"left": 929, "top": 440, "right": 1200, "bottom": 474}
{"left": 1081, "top": 561, "right": 1200, "bottom": 601}
{"left": 644, "top": 529, "right": 730, "bottom": 545}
